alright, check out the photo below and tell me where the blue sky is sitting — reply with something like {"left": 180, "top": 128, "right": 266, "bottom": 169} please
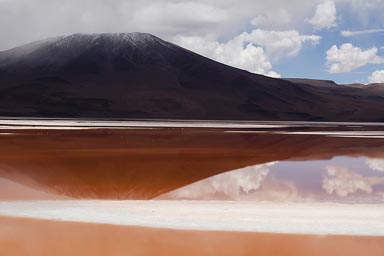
{"left": 273, "top": 24, "right": 384, "bottom": 84}
{"left": 276, "top": 1, "right": 384, "bottom": 84}
{"left": 0, "top": 0, "right": 383, "bottom": 84}
{"left": 172, "top": 0, "right": 384, "bottom": 84}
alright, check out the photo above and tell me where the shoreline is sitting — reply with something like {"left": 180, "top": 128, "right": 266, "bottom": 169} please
{"left": 1, "top": 200, "right": 383, "bottom": 236}
{"left": 0, "top": 118, "right": 384, "bottom": 128}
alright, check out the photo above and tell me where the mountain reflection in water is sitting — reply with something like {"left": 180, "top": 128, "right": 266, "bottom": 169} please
{"left": 0, "top": 121, "right": 383, "bottom": 201}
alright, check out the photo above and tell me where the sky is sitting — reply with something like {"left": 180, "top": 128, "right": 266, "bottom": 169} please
{"left": 0, "top": 0, "right": 383, "bottom": 84}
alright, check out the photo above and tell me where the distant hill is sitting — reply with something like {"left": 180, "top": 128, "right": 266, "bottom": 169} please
{"left": 283, "top": 78, "right": 339, "bottom": 88}
{"left": 0, "top": 33, "right": 383, "bottom": 121}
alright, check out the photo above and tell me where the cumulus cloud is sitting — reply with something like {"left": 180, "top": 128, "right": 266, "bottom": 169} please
{"left": 326, "top": 43, "right": 384, "bottom": 73}
{"left": 368, "top": 70, "right": 384, "bottom": 83}
{"left": 308, "top": 0, "right": 337, "bottom": 30}
{"left": 322, "top": 166, "right": 384, "bottom": 197}
{"left": 341, "top": 29, "right": 384, "bottom": 37}
{"left": 174, "top": 35, "right": 280, "bottom": 77}
{"left": 175, "top": 29, "right": 320, "bottom": 77}
{"left": 366, "top": 158, "right": 384, "bottom": 172}
{"left": 244, "top": 29, "right": 321, "bottom": 61}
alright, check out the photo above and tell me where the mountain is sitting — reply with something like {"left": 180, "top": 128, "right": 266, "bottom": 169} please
{"left": 283, "top": 78, "right": 339, "bottom": 88}
{"left": 285, "top": 78, "right": 384, "bottom": 92}
{"left": 0, "top": 32, "right": 383, "bottom": 121}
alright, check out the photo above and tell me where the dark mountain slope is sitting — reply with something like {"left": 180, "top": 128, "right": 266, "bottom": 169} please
{"left": 0, "top": 33, "right": 383, "bottom": 121}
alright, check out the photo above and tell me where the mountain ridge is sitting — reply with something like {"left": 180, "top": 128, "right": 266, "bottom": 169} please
{"left": 0, "top": 33, "right": 383, "bottom": 121}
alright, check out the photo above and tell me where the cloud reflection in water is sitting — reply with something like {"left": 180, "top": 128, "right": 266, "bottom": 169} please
{"left": 159, "top": 157, "right": 384, "bottom": 203}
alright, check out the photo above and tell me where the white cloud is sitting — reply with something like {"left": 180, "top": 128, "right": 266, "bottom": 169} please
{"left": 322, "top": 166, "right": 384, "bottom": 197}
{"left": 174, "top": 35, "right": 280, "bottom": 77}
{"left": 174, "top": 29, "right": 320, "bottom": 77}
{"left": 326, "top": 43, "right": 384, "bottom": 73}
{"left": 244, "top": 29, "right": 321, "bottom": 61}
{"left": 132, "top": 2, "right": 228, "bottom": 35}
{"left": 341, "top": 29, "right": 384, "bottom": 37}
{"left": 308, "top": 0, "right": 337, "bottom": 30}
{"left": 368, "top": 70, "right": 384, "bottom": 83}
{"left": 250, "top": 9, "right": 292, "bottom": 29}
{"left": 366, "top": 158, "right": 384, "bottom": 171}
